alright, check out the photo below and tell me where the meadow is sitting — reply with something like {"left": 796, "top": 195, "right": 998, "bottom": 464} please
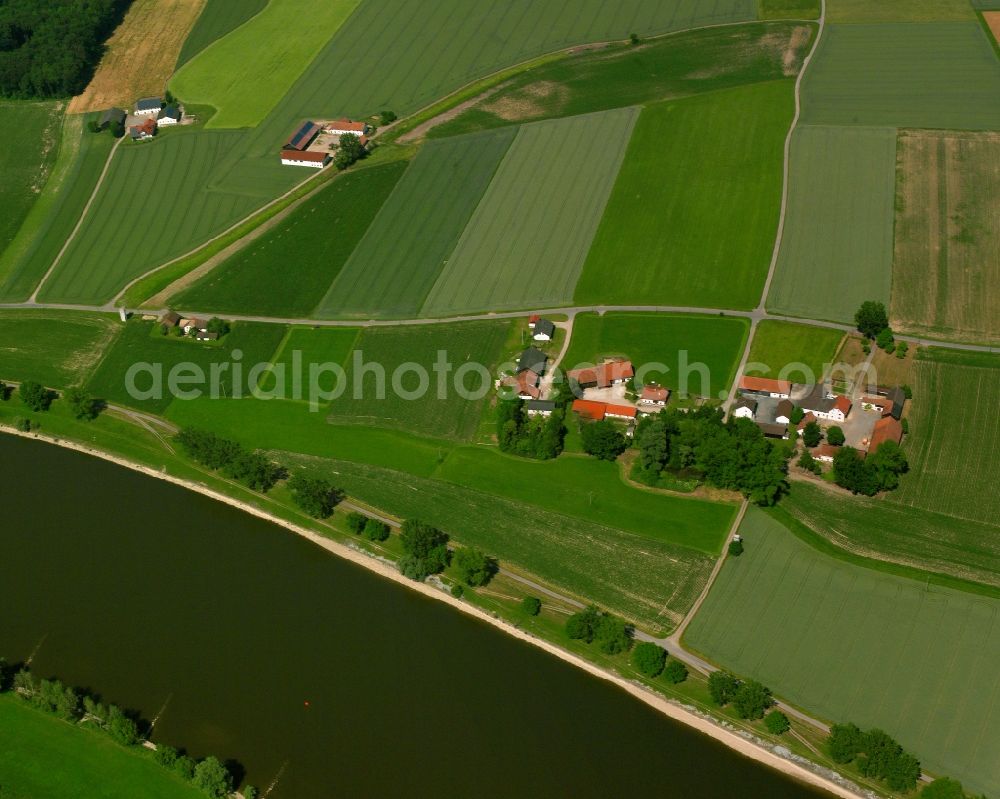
{"left": 170, "top": 0, "right": 361, "bottom": 128}
{"left": 421, "top": 109, "right": 638, "bottom": 316}
{"left": 783, "top": 482, "right": 1000, "bottom": 590}
{"left": 0, "top": 117, "right": 115, "bottom": 302}
{"left": 265, "top": 327, "right": 360, "bottom": 397}
{"left": 174, "top": 0, "right": 268, "bottom": 68}
{"left": 766, "top": 125, "right": 896, "bottom": 323}
{"left": 575, "top": 81, "right": 793, "bottom": 310}
{"left": 888, "top": 351, "right": 1000, "bottom": 527}
{"left": 0, "top": 696, "right": 203, "bottom": 799}
{"left": 826, "top": 0, "right": 975, "bottom": 22}
{"left": 684, "top": 508, "right": 1000, "bottom": 798}
{"left": 0, "top": 102, "right": 63, "bottom": 255}
{"left": 427, "top": 21, "right": 814, "bottom": 138}
{"left": 281, "top": 452, "right": 719, "bottom": 634}
{"left": 0, "top": 311, "right": 121, "bottom": 388}
{"left": 174, "top": 161, "right": 408, "bottom": 317}
{"left": 562, "top": 313, "right": 749, "bottom": 399}
{"left": 86, "top": 320, "right": 287, "bottom": 413}
{"left": 892, "top": 130, "right": 1000, "bottom": 345}
{"left": 746, "top": 320, "right": 844, "bottom": 383}
{"left": 316, "top": 129, "right": 515, "bottom": 318}
{"left": 801, "top": 22, "right": 1000, "bottom": 130}
{"left": 327, "top": 321, "right": 511, "bottom": 440}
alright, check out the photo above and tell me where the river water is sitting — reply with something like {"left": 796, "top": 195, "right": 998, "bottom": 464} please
{"left": 0, "top": 434, "right": 830, "bottom": 797}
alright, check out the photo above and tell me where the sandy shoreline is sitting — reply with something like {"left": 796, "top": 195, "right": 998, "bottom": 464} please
{"left": 1, "top": 425, "right": 866, "bottom": 798}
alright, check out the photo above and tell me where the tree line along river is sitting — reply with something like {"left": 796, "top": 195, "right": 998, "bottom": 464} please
{"left": 0, "top": 434, "right": 831, "bottom": 797}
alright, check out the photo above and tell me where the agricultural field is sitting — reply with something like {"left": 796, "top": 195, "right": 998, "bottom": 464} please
{"left": 826, "top": 0, "right": 975, "bottom": 22}
{"left": 264, "top": 327, "right": 360, "bottom": 399}
{"left": 281, "top": 453, "right": 719, "bottom": 634}
{"left": 0, "top": 102, "right": 63, "bottom": 255}
{"left": 562, "top": 313, "right": 749, "bottom": 399}
{"left": 987, "top": 12, "right": 1000, "bottom": 48}
{"left": 174, "top": 161, "right": 408, "bottom": 317}
{"left": 174, "top": 0, "right": 268, "bottom": 68}
{"left": 37, "top": 130, "right": 298, "bottom": 305}
{"left": 66, "top": 0, "right": 207, "bottom": 114}
{"left": 575, "top": 81, "right": 793, "bottom": 310}
{"left": 427, "top": 21, "right": 814, "bottom": 139}
{"left": 327, "top": 321, "right": 510, "bottom": 440}
{"left": 801, "top": 23, "right": 1000, "bottom": 130}
{"left": 317, "top": 130, "right": 515, "bottom": 318}
{"left": 766, "top": 125, "right": 896, "bottom": 323}
{"left": 86, "top": 320, "right": 287, "bottom": 413}
{"left": 782, "top": 482, "right": 1000, "bottom": 589}
{"left": 757, "top": 0, "right": 820, "bottom": 18}
{"left": 888, "top": 351, "right": 1000, "bottom": 527}
{"left": 170, "top": 0, "right": 361, "bottom": 128}
{"left": 0, "top": 117, "right": 115, "bottom": 302}
{"left": 0, "top": 311, "right": 121, "bottom": 388}
{"left": 0, "top": 696, "right": 203, "bottom": 799}
{"left": 892, "top": 130, "right": 1000, "bottom": 345}
{"left": 684, "top": 508, "right": 1000, "bottom": 798}
{"left": 421, "top": 109, "right": 638, "bottom": 316}
{"left": 746, "top": 321, "right": 844, "bottom": 384}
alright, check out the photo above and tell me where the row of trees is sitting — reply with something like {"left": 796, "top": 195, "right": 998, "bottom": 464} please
{"left": 631, "top": 641, "right": 689, "bottom": 684}
{"left": 828, "top": 722, "right": 921, "bottom": 793}
{"left": 832, "top": 442, "right": 908, "bottom": 495}
{"left": 0, "top": 0, "right": 132, "bottom": 98}
{"left": 1, "top": 662, "right": 246, "bottom": 798}
{"left": 497, "top": 398, "right": 565, "bottom": 460}
{"left": 175, "top": 428, "right": 283, "bottom": 492}
{"left": 2, "top": 379, "right": 101, "bottom": 418}
{"left": 635, "top": 407, "right": 790, "bottom": 505}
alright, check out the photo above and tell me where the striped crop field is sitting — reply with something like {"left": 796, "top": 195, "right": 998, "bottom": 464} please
{"left": 746, "top": 320, "right": 844, "bottom": 383}
{"left": 575, "top": 81, "right": 793, "bottom": 310}
{"left": 175, "top": 0, "right": 268, "bottom": 68}
{"left": 420, "top": 108, "right": 638, "bottom": 316}
{"left": 892, "top": 130, "right": 1000, "bottom": 345}
{"left": 767, "top": 125, "right": 896, "bottom": 323}
{"left": 801, "top": 22, "right": 1000, "bottom": 129}
{"left": 316, "top": 129, "right": 516, "bottom": 319}
{"left": 685, "top": 507, "right": 1000, "bottom": 798}
{"left": 826, "top": 0, "right": 975, "bottom": 22}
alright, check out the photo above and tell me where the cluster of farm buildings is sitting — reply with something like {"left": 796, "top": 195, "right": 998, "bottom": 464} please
{"left": 280, "top": 119, "right": 370, "bottom": 168}
{"left": 97, "top": 97, "right": 183, "bottom": 141}
{"left": 158, "top": 310, "right": 220, "bottom": 341}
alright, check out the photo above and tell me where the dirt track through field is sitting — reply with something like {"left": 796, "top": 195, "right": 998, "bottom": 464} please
{"left": 67, "top": 0, "right": 206, "bottom": 114}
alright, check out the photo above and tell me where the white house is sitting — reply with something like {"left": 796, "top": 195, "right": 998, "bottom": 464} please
{"left": 532, "top": 319, "right": 556, "bottom": 341}
{"left": 797, "top": 385, "right": 852, "bottom": 423}
{"left": 640, "top": 385, "right": 669, "bottom": 406}
{"left": 135, "top": 97, "right": 162, "bottom": 116}
{"left": 281, "top": 149, "right": 330, "bottom": 168}
{"left": 739, "top": 375, "right": 792, "bottom": 399}
{"left": 774, "top": 399, "right": 794, "bottom": 425}
{"left": 733, "top": 397, "right": 757, "bottom": 419}
{"left": 525, "top": 400, "right": 556, "bottom": 417}
{"left": 157, "top": 105, "right": 181, "bottom": 126}
{"left": 323, "top": 119, "right": 369, "bottom": 137}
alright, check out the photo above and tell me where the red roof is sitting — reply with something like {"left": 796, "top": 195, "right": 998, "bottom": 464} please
{"left": 567, "top": 360, "right": 634, "bottom": 388}
{"left": 811, "top": 444, "right": 841, "bottom": 459}
{"left": 739, "top": 375, "right": 792, "bottom": 394}
{"left": 641, "top": 386, "right": 669, "bottom": 402}
{"left": 869, "top": 417, "right": 903, "bottom": 452}
{"left": 503, "top": 370, "right": 540, "bottom": 399}
{"left": 605, "top": 404, "right": 637, "bottom": 419}
{"left": 528, "top": 314, "right": 540, "bottom": 324}
{"left": 833, "top": 395, "right": 852, "bottom": 415}
{"left": 281, "top": 149, "right": 329, "bottom": 162}
{"left": 863, "top": 396, "right": 894, "bottom": 416}
{"left": 796, "top": 412, "right": 817, "bottom": 431}
{"left": 572, "top": 399, "right": 607, "bottom": 421}
{"left": 326, "top": 119, "right": 367, "bottom": 132}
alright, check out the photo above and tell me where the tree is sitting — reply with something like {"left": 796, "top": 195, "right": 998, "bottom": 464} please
{"left": 379, "top": 110, "right": 397, "bottom": 125}
{"left": 0, "top": 380, "right": 8, "bottom": 400}
{"left": 790, "top": 406, "right": 805, "bottom": 424}
{"left": 454, "top": 547, "right": 497, "bottom": 587}
{"left": 105, "top": 705, "right": 139, "bottom": 745}
{"left": 832, "top": 446, "right": 877, "bottom": 495}
{"left": 334, "top": 132, "right": 366, "bottom": 170}
{"left": 580, "top": 419, "right": 627, "bottom": 461}
{"left": 110, "top": 120, "right": 125, "bottom": 138}
{"left": 631, "top": 642, "right": 667, "bottom": 677}
{"left": 346, "top": 512, "right": 367, "bottom": 534}
{"left": 663, "top": 659, "right": 688, "bottom": 684}
{"left": 521, "top": 596, "right": 541, "bottom": 616}
{"left": 206, "top": 317, "right": 230, "bottom": 337}
{"left": 450, "top": 583, "right": 464, "bottom": 598}
{"left": 826, "top": 426, "right": 845, "bottom": 446}
{"left": 866, "top": 440, "right": 908, "bottom": 491}
{"left": 363, "top": 518, "right": 390, "bottom": 542}
{"left": 801, "top": 421, "right": 822, "bottom": 448}
{"left": 192, "top": 756, "right": 232, "bottom": 798}
{"left": 797, "top": 449, "right": 821, "bottom": 474}
{"left": 728, "top": 539, "right": 744, "bottom": 557}
{"left": 287, "top": 474, "right": 339, "bottom": 518}
{"left": 765, "top": 710, "right": 790, "bottom": 735}
{"left": 920, "top": 778, "right": 966, "bottom": 799}
{"left": 636, "top": 417, "right": 668, "bottom": 472}
{"left": 855, "top": 301, "right": 889, "bottom": 339}
{"left": 173, "top": 755, "right": 197, "bottom": 780}
{"left": 244, "top": 787, "right": 259, "bottom": 799}
{"left": 827, "top": 722, "right": 863, "bottom": 763}
{"left": 629, "top": 32, "right": 640, "bottom": 44}
{"left": 154, "top": 744, "right": 179, "bottom": 768}
{"left": 566, "top": 606, "right": 601, "bottom": 642}
{"left": 594, "top": 613, "right": 633, "bottom": 654}
{"left": 896, "top": 340, "right": 909, "bottom": 359}
{"left": 398, "top": 520, "right": 449, "bottom": 580}
{"left": 19, "top": 380, "right": 54, "bottom": 411}
{"left": 876, "top": 326, "right": 895, "bottom": 352}
{"left": 732, "top": 679, "right": 773, "bottom": 720}
{"left": 708, "top": 671, "right": 739, "bottom": 706}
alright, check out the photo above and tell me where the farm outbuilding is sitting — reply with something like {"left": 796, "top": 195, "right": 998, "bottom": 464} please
{"left": 135, "top": 97, "right": 162, "bottom": 116}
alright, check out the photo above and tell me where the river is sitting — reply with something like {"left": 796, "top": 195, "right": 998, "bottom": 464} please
{"left": 0, "top": 434, "right": 830, "bottom": 797}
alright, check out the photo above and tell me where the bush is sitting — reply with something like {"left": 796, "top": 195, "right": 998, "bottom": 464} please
{"left": 663, "top": 659, "right": 688, "bottom": 684}
{"left": 363, "top": 518, "right": 390, "bottom": 542}
{"left": 450, "top": 583, "right": 464, "bottom": 599}
{"left": 764, "top": 710, "right": 790, "bottom": 735}
{"left": 346, "top": 512, "right": 367, "bottom": 534}
{"left": 826, "top": 426, "right": 845, "bottom": 447}
{"left": 379, "top": 110, "right": 397, "bottom": 125}
{"left": 797, "top": 449, "right": 821, "bottom": 474}
{"left": 728, "top": 539, "right": 744, "bottom": 557}
{"left": 521, "top": 596, "right": 541, "bottom": 616}
{"left": 631, "top": 642, "right": 667, "bottom": 678}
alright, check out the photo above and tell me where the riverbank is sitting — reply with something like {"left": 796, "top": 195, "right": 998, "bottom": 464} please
{"left": 0, "top": 423, "right": 865, "bottom": 799}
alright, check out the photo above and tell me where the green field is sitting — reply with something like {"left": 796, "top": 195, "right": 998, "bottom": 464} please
{"left": 746, "top": 321, "right": 844, "bottom": 383}
{"left": 888, "top": 351, "right": 1000, "bottom": 527}
{"left": 575, "top": 81, "right": 793, "bottom": 310}
{"left": 0, "top": 102, "right": 63, "bottom": 254}
{"left": 0, "top": 311, "right": 121, "bottom": 388}
{"left": 421, "top": 109, "right": 638, "bottom": 316}
{"left": 174, "top": 0, "right": 269, "bottom": 68}
{"left": 783, "top": 482, "right": 1000, "bottom": 589}
{"left": 316, "top": 129, "right": 515, "bottom": 318}
{"left": 327, "top": 321, "right": 510, "bottom": 440}
{"left": 171, "top": 0, "right": 361, "bottom": 128}
{"left": 562, "top": 313, "right": 749, "bottom": 399}
{"left": 428, "top": 21, "right": 814, "bottom": 138}
{"left": 0, "top": 695, "right": 203, "bottom": 799}
{"left": 685, "top": 507, "right": 1000, "bottom": 798}
{"left": 265, "top": 326, "right": 360, "bottom": 397}
{"left": 86, "top": 320, "right": 287, "bottom": 413}
{"left": 173, "top": 161, "right": 408, "bottom": 316}
{"left": 0, "top": 116, "right": 117, "bottom": 302}
{"left": 826, "top": 0, "right": 975, "bottom": 22}
{"left": 757, "top": 0, "right": 821, "bottom": 18}
{"left": 282, "top": 452, "right": 722, "bottom": 633}
{"left": 801, "top": 23, "right": 1000, "bottom": 129}
{"left": 766, "top": 125, "right": 896, "bottom": 323}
